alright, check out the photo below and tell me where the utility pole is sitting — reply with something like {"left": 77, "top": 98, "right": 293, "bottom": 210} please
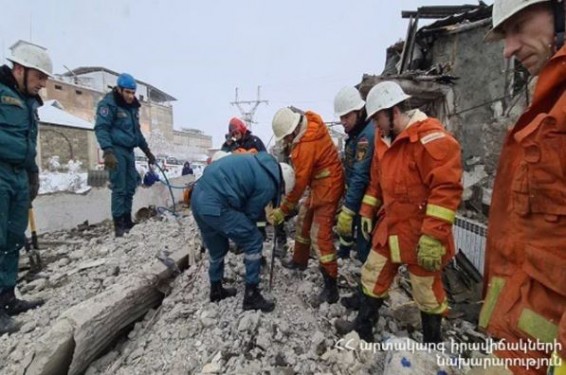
{"left": 230, "top": 86, "right": 268, "bottom": 130}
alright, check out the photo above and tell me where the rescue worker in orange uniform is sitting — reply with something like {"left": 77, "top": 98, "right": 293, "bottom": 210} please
{"left": 334, "top": 81, "right": 463, "bottom": 343}
{"left": 476, "top": 1, "right": 566, "bottom": 374}
{"left": 270, "top": 107, "right": 345, "bottom": 305}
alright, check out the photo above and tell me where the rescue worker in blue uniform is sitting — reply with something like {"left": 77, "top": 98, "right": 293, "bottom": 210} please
{"left": 334, "top": 87, "right": 375, "bottom": 262}
{"left": 0, "top": 41, "right": 53, "bottom": 334}
{"left": 220, "top": 117, "right": 269, "bottom": 239}
{"left": 191, "top": 152, "right": 295, "bottom": 312}
{"left": 94, "top": 73, "right": 156, "bottom": 237}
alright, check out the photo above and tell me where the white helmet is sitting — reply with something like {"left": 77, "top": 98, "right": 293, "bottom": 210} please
{"left": 279, "top": 162, "right": 295, "bottom": 195}
{"left": 7, "top": 41, "right": 53, "bottom": 77}
{"left": 486, "top": 0, "right": 549, "bottom": 41}
{"left": 334, "top": 86, "right": 365, "bottom": 117}
{"left": 211, "top": 151, "right": 230, "bottom": 162}
{"left": 365, "top": 81, "right": 411, "bottom": 120}
{"left": 272, "top": 107, "right": 303, "bottom": 142}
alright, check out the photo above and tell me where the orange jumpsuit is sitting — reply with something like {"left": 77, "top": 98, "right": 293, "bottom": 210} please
{"left": 478, "top": 46, "right": 566, "bottom": 375}
{"left": 359, "top": 112, "right": 462, "bottom": 314}
{"left": 282, "top": 111, "right": 344, "bottom": 277}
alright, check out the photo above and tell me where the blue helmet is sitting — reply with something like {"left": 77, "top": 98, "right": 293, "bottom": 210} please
{"left": 117, "top": 73, "right": 136, "bottom": 90}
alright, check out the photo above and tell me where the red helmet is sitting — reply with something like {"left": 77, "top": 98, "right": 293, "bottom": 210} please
{"left": 228, "top": 117, "right": 247, "bottom": 135}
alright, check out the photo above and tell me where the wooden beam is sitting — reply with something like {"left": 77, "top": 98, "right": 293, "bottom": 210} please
{"left": 25, "top": 247, "right": 190, "bottom": 375}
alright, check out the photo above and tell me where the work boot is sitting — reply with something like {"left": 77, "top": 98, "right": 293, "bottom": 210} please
{"left": 243, "top": 283, "right": 275, "bottom": 312}
{"left": 0, "top": 310, "right": 19, "bottom": 335}
{"left": 0, "top": 288, "right": 44, "bottom": 316}
{"left": 122, "top": 212, "right": 136, "bottom": 232}
{"left": 113, "top": 216, "right": 126, "bottom": 237}
{"left": 341, "top": 286, "right": 362, "bottom": 311}
{"left": 335, "top": 295, "right": 383, "bottom": 342}
{"left": 421, "top": 311, "right": 443, "bottom": 344}
{"left": 209, "top": 281, "right": 237, "bottom": 302}
{"left": 315, "top": 268, "right": 339, "bottom": 305}
{"left": 280, "top": 257, "right": 307, "bottom": 271}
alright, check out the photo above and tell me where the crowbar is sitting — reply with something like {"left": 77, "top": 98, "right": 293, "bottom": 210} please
{"left": 269, "top": 236, "right": 277, "bottom": 291}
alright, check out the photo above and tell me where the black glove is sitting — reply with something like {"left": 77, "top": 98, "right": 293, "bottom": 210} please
{"left": 28, "top": 171, "right": 39, "bottom": 202}
{"left": 103, "top": 149, "right": 118, "bottom": 170}
{"left": 143, "top": 148, "right": 156, "bottom": 165}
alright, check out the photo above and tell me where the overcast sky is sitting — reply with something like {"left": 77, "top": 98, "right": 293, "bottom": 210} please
{"left": 1, "top": 0, "right": 491, "bottom": 149}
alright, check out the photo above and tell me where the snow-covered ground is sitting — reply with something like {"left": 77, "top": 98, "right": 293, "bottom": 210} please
{"left": 38, "top": 159, "right": 202, "bottom": 196}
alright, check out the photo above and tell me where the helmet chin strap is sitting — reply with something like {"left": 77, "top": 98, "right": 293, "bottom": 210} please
{"left": 552, "top": 0, "right": 565, "bottom": 50}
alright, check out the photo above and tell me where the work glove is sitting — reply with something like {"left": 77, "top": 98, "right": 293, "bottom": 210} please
{"left": 103, "top": 149, "right": 118, "bottom": 170}
{"left": 270, "top": 207, "right": 286, "bottom": 226}
{"left": 142, "top": 148, "right": 156, "bottom": 165}
{"left": 360, "top": 216, "right": 373, "bottom": 241}
{"left": 27, "top": 171, "right": 39, "bottom": 202}
{"left": 548, "top": 351, "right": 566, "bottom": 375}
{"left": 336, "top": 206, "right": 355, "bottom": 237}
{"left": 417, "top": 234, "right": 446, "bottom": 272}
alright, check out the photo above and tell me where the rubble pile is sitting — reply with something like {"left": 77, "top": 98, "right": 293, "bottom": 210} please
{"left": 1, "top": 217, "right": 489, "bottom": 375}
{"left": 0, "top": 212, "right": 198, "bottom": 375}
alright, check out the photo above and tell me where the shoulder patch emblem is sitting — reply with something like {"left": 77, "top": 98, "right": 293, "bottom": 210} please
{"left": 1, "top": 95, "right": 23, "bottom": 107}
{"left": 420, "top": 132, "right": 445, "bottom": 145}
{"left": 99, "top": 106, "right": 109, "bottom": 118}
{"left": 356, "top": 140, "right": 369, "bottom": 161}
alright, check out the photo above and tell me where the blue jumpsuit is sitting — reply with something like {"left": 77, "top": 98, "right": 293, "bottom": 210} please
{"left": 94, "top": 89, "right": 148, "bottom": 218}
{"left": 340, "top": 120, "right": 375, "bottom": 262}
{"left": 0, "top": 65, "right": 41, "bottom": 292}
{"left": 191, "top": 152, "right": 282, "bottom": 285}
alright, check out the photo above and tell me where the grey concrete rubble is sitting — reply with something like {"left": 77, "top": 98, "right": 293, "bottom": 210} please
{"left": 0, "top": 214, "right": 491, "bottom": 375}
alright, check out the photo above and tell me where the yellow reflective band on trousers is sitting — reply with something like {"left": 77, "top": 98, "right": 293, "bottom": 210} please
{"left": 409, "top": 272, "right": 448, "bottom": 314}
{"left": 479, "top": 277, "right": 506, "bottom": 329}
{"left": 426, "top": 204, "right": 456, "bottom": 223}
{"left": 389, "top": 235, "right": 401, "bottom": 263}
{"left": 361, "top": 251, "right": 389, "bottom": 298}
{"left": 517, "top": 308, "right": 558, "bottom": 344}
{"left": 320, "top": 253, "right": 336, "bottom": 263}
{"left": 296, "top": 234, "right": 311, "bottom": 245}
{"left": 362, "top": 194, "right": 380, "bottom": 207}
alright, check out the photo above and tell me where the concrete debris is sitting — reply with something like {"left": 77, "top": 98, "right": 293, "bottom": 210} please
{"left": 1, "top": 212, "right": 492, "bottom": 375}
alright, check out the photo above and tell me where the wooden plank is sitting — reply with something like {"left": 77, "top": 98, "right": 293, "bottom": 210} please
{"left": 25, "top": 247, "right": 189, "bottom": 375}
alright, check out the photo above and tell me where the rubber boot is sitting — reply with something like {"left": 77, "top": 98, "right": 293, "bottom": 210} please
{"left": 280, "top": 257, "right": 307, "bottom": 271}
{"left": 243, "top": 283, "right": 275, "bottom": 312}
{"left": 0, "top": 288, "right": 44, "bottom": 316}
{"left": 209, "top": 281, "right": 237, "bottom": 302}
{"left": 341, "top": 285, "right": 362, "bottom": 311}
{"left": 122, "top": 212, "right": 136, "bottom": 232}
{"left": 421, "top": 311, "right": 443, "bottom": 344}
{"left": 113, "top": 216, "right": 126, "bottom": 237}
{"left": 316, "top": 268, "right": 339, "bottom": 305}
{"left": 335, "top": 295, "right": 383, "bottom": 342}
{"left": 0, "top": 310, "right": 19, "bottom": 335}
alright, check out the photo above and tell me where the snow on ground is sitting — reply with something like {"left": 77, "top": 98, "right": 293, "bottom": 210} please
{"left": 39, "top": 171, "right": 90, "bottom": 195}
